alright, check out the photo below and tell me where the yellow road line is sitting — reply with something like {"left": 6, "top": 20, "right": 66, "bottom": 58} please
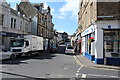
{"left": 73, "top": 56, "right": 120, "bottom": 71}
{"left": 73, "top": 56, "right": 83, "bottom": 66}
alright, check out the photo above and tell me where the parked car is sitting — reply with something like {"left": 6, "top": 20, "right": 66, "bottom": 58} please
{"left": 0, "top": 51, "right": 16, "bottom": 60}
{"left": 65, "top": 45, "right": 75, "bottom": 54}
{"left": 59, "top": 43, "right": 66, "bottom": 47}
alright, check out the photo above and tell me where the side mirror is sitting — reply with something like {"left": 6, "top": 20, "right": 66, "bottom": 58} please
{"left": 25, "top": 41, "right": 29, "bottom": 47}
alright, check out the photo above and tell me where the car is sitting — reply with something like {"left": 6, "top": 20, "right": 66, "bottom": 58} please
{"left": 0, "top": 51, "right": 16, "bottom": 60}
{"left": 59, "top": 43, "right": 66, "bottom": 47}
{"left": 65, "top": 45, "right": 75, "bottom": 54}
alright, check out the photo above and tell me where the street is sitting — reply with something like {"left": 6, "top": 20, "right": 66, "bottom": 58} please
{"left": 1, "top": 46, "right": 120, "bottom": 79}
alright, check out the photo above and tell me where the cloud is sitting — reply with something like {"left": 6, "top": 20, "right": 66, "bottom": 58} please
{"left": 43, "top": 3, "right": 55, "bottom": 15}
{"left": 43, "top": 3, "right": 48, "bottom": 9}
{"left": 13, "top": 5, "right": 17, "bottom": 10}
{"left": 51, "top": 8, "right": 55, "bottom": 15}
{"left": 57, "top": 16, "right": 65, "bottom": 19}
{"left": 59, "top": 0, "right": 80, "bottom": 20}
{"left": 53, "top": 14, "right": 65, "bottom": 19}
{"left": 57, "top": 30, "right": 65, "bottom": 33}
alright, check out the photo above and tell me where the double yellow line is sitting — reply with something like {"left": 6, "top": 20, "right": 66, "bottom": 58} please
{"left": 73, "top": 56, "right": 83, "bottom": 67}
{"left": 73, "top": 56, "right": 120, "bottom": 71}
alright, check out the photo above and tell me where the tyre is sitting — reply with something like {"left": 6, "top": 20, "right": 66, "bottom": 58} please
{"left": 27, "top": 52, "right": 32, "bottom": 57}
{"left": 10, "top": 54, "right": 16, "bottom": 60}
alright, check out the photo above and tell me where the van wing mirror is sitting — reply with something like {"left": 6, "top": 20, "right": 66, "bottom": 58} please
{"left": 25, "top": 41, "right": 29, "bottom": 47}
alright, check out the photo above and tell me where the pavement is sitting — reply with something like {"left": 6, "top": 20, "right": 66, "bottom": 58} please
{"left": 75, "top": 53, "right": 120, "bottom": 71}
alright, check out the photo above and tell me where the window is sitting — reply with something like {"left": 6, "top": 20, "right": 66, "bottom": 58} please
{"left": 35, "top": 6, "right": 39, "bottom": 10}
{"left": 85, "top": 12, "right": 88, "bottom": 27}
{"left": 41, "top": 28, "right": 43, "bottom": 36}
{"left": 14, "top": 19, "right": 16, "bottom": 28}
{"left": 11, "top": 18, "right": 13, "bottom": 28}
{"left": 104, "top": 30, "right": 120, "bottom": 57}
{"left": 90, "top": 2, "right": 93, "bottom": 23}
{"left": 20, "top": 21, "right": 22, "bottom": 30}
{"left": 105, "top": 41, "right": 113, "bottom": 52}
{"left": 2, "top": 36, "right": 4, "bottom": 46}
{"left": 11, "top": 18, "right": 16, "bottom": 28}
{"left": 25, "top": 41, "right": 29, "bottom": 47}
{"left": 0, "top": 14, "right": 4, "bottom": 26}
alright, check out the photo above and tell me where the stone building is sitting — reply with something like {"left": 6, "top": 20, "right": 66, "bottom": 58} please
{"left": 78, "top": 0, "right": 120, "bottom": 65}
{"left": 18, "top": 2, "right": 54, "bottom": 50}
{"left": 0, "top": 1, "right": 31, "bottom": 51}
{"left": 18, "top": 2, "right": 38, "bottom": 36}
{"left": 57, "top": 32, "right": 68, "bottom": 44}
{"left": 33, "top": 4, "right": 54, "bottom": 50}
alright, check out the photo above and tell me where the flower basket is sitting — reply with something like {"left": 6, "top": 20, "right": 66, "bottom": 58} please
{"left": 88, "top": 37, "right": 95, "bottom": 45}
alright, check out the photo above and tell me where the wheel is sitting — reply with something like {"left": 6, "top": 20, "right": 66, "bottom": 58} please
{"left": 27, "top": 52, "right": 32, "bottom": 57}
{"left": 10, "top": 54, "right": 16, "bottom": 60}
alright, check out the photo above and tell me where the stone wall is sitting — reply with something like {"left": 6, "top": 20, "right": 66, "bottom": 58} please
{"left": 97, "top": 2, "right": 119, "bottom": 20}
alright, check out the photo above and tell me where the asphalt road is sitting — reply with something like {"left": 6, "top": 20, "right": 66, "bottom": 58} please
{"left": 1, "top": 46, "right": 79, "bottom": 79}
{"left": 1, "top": 46, "right": 120, "bottom": 80}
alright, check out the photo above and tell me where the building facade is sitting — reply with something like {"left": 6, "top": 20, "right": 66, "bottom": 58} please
{"left": 78, "top": 0, "right": 120, "bottom": 65}
{"left": 18, "top": 2, "right": 54, "bottom": 50}
{"left": 33, "top": 4, "right": 54, "bottom": 50}
{"left": 0, "top": 1, "right": 31, "bottom": 51}
{"left": 57, "top": 32, "right": 68, "bottom": 44}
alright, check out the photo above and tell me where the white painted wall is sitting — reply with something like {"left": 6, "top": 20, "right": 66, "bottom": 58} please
{"left": 81, "top": 37, "right": 85, "bottom": 53}
{"left": 94, "top": 20, "right": 119, "bottom": 58}
{"left": 96, "top": 20, "right": 119, "bottom": 29}
{"left": 91, "top": 42, "right": 95, "bottom": 55}
{"left": 81, "top": 20, "right": 119, "bottom": 59}
{"left": 94, "top": 28, "right": 103, "bottom": 58}
{"left": 1, "top": 3, "right": 31, "bottom": 34}
{"left": 1, "top": 2, "right": 32, "bottom": 50}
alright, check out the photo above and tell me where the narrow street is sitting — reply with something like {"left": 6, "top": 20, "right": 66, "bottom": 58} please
{"left": 1, "top": 46, "right": 79, "bottom": 78}
{"left": 1, "top": 46, "right": 119, "bottom": 79}
{"left": 1, "top": 0, "right": 120, "bottom": 80}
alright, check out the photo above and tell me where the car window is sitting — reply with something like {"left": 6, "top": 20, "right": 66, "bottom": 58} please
{"left": 67, "top": 46, "right": 74, "bottom": 49}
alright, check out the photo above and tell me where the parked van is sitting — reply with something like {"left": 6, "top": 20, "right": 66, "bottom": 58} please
{"left": 10, "top": 35, "right": 43, "bottom": 56}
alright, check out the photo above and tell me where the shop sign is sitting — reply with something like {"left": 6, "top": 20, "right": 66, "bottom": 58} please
{"left": 81, "top": 25, "right": 95, "bottom": 37}
{"left": 0, "top": 32, "right": 6, "bottom": 36}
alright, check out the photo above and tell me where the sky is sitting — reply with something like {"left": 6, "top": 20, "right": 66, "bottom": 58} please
{"left": 6, "top": 0, "right": 80, "bottom": 35}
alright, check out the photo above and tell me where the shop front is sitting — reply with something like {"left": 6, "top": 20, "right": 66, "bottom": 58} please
{"left": 103, "top": 29, "right": 120, "bottom": 65}
{"left": 81, "top": 25, "right": 95, "bottom": 61}
{"left": 0, "top": 32, "right": 23, "bottom": 51}
{"left": 81, "top": 20, "right": 120, "bottom": 65}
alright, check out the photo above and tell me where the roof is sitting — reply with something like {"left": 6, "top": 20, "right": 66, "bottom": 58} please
{"left": 18, "top": 2, "right": 38, "bottom": 18}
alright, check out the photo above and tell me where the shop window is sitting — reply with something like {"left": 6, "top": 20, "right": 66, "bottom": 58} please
{"left": 105, "top": 41, "right": 113, "bottom": 52}
{"left": 104, "top": 30, "right": 120, "bottom": 57}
